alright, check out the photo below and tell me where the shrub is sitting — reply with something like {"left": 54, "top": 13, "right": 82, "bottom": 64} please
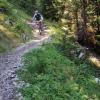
{"left": 18, "top": 44, "right": 100, "bottom": 100}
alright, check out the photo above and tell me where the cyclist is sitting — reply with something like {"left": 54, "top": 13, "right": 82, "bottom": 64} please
{"left": 32, "top": 10, "right": 44, "bottom": 35}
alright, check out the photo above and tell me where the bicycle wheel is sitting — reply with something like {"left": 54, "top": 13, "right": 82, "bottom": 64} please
{"left": 38, "top": 21, "right": 43, "bottom": 35}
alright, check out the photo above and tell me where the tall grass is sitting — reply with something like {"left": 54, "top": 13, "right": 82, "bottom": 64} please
{"left": 18, "top": 43, "right": 100, "bottom": 100}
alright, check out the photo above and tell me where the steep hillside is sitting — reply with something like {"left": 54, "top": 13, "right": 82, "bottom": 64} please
{"left": 0, "top": 0, "right": 33, "bottom": 52}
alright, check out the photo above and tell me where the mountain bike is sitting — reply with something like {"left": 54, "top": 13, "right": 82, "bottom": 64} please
{"left": 28, "top": 20, "right": 44, "bottom": 35}
{"left": 36, "top": 20, "right": 43, "bottom": 35}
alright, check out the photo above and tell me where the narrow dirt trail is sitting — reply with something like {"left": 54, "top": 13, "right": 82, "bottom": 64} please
{"left": 0, "top": 34, "right": 51, "bottom": 100}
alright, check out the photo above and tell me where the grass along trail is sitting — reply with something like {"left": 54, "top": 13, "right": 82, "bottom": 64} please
{"left": 0, "top": 33, "right": 51, "bottom": 100}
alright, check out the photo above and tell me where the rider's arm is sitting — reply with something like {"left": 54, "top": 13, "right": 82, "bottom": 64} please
{"left": 40, "top": 14, "right": 43, "bottom": 21}
{"left": 32, "top": 14, "right": 36, "bottom": 22}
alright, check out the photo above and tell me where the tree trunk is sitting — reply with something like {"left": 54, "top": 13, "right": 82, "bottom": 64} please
{"left": 75, "top": 9, "right": 79, "bottom": 31}
{"left": 81, "top": 0, "right": 87, "bottom": 31}
{"left": 80, "top": 0, "right": 88, "bottom": 45}
{"left": 95, "top": 0, "right": 100, "bottom": 33}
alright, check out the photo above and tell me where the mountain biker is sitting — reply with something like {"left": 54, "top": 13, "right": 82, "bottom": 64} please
{"left": 32, "top": 10, "right": 44, "bottom": 35}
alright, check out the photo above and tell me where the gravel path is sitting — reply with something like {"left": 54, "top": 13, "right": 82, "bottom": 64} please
{"left": 0, "top": 35, "right": 51, "bottom": 100}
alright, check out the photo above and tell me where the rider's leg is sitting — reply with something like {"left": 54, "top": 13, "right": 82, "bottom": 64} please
{"left": 39, "top": 21, "right": 43, "bottom": 35}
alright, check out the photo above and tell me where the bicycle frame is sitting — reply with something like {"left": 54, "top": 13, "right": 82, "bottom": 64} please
{"left": 34, "top": 21, "right": 43, "bottom": 35}
{"left": 28, "top": 20, "right": 44, "bottom": 35}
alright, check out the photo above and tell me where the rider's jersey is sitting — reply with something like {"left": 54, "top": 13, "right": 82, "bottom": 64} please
{"left": 32, "top": 13, "right": 43, "bottom": 21}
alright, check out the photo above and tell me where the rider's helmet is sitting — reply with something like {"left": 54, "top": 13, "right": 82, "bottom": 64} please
{"left": 35, "top": 10, "right": 38, "bottom": 14}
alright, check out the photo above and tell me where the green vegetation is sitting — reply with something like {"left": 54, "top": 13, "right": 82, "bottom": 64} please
{"left": 0, "top": 0, "right": 99, "bottom": 99}
{"left": 18, "top": 22, "right": 100, "bottom": 99}
{"left": 18, "top": 43, "right": 100, "bottom": 100}
{"left": 0, "top": 0, "right": 33, "bottom": 52}
{"left": 0, "top": 0, "right": 100, "bottom": 53}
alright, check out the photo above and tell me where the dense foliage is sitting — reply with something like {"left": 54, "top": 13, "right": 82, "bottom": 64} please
{"left": 5, "top": 0, "right": 100, "bottom": 53}
{"left": 7, "top": 0, "right": 36, "bottom": 15}
{"left": 0, "top": 0, "right": 33, "bottom": 52}
{"left": 18, "top": 43, "right": 100, "bottom": 100}
{"left": 1, "top": 0, "right": 99, "bottom": 99}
